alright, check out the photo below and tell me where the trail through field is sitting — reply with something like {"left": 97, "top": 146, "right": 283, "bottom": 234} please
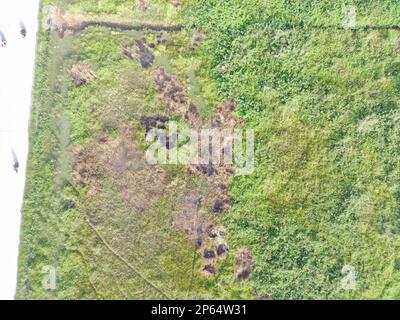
{"left": 0, "top": 0, "right": 39, "bottom": 299}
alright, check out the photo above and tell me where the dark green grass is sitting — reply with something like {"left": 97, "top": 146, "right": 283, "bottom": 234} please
{"left": 182, "top": 0, "right": 400, "bottom": 299}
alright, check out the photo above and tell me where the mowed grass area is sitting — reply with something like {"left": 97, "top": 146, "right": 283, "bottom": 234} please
{"left": 17, "top": 0, "right": 251, "bottom": 299}
{"left": 18, "top": 0, "right": 400, "bottom": 300}
{"left": 182, "top": 0, "right": 400, "bottom": 299}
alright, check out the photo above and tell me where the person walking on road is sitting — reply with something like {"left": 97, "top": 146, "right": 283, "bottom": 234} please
{"left": 0, "top": 31, "right": 6, "bottom": 47}
{"left": 19, "top": 21, "right": 26, "bottom": 38}
{"left": 11, "top": 149, "right": 19, "bottom": 173}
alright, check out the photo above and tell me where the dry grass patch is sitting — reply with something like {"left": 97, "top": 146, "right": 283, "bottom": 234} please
{"left": 73, "top": 127, "right": 168, "bottom": 211}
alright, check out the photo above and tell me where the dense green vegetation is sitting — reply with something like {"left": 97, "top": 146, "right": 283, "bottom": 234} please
{"left": 182, "top": 0, "right": 400, "bottom": 299}
{"left": 17, "top": 0, "right": 400, "bottom": 299}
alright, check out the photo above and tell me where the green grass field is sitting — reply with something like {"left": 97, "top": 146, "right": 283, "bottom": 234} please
{"left": 17, "top": 0, "right": 400, "bottom": 299}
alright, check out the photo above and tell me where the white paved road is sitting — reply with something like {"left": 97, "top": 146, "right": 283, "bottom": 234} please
{"left": 0, "top": 0, "right": 39, "bottom": 299}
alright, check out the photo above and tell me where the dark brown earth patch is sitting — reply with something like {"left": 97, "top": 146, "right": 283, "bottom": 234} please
{"left": 184, "top": 102, "right": 202, "bottom": 129}
{"left": 153, "top": 67, "right": 201, "bottom": 128}
{"left": 140, "top": 115, "right": 177, "bottom": 149}
{"left": 203, "top": 248, "right": 216, "bottom": 259}
{"left": 136, "top": 39, "right": 154, "bottom": 68}
{"left": 187, "top": 163, "right": 235, "bottom": 214}
{"left": 216, "top": 243, "right": 229, "bottom": 256}
{"left": 122, "top": 38, "right": 154, "bottom": 68}
{"left": 212, "top": 197, "right": 232, "bottom": 214}
{"left": 185, "top": 101, "right": 242, "bottom": 214}
{"left": 174, "top": 101, "right": 243, "bottom": 274}
{"left": 156, "top": 32, "right": 168, "bottom": 45}
{"left": 150, "top": 57, "right": 242, "bottom": 279}
{"left": 191, "top": 29, "right": 207, "bottom": 51}
{"left": 140, "top": 114, "right": 169, "bottom": 133}
{"left": 201, "top": 264, "right": 215, "bottom": 276}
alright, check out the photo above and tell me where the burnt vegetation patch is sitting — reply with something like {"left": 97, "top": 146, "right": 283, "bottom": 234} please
{"left": 150, "top": 66, "right": 241, "bottom": 276}
{"left": 70, "top": 62, "right": 97, "bottom": 86}
{"left": 72, "top": 128, "right": 168, "bottom": 211}
{"left": 185, "top": 101, "right": 242, "bottom": 215}
{"left": 153, "top": 67, "right": 202, "bottom": 128}
{"left": 140, "top": 114, "right": 169, "bottom": 133}
{"left": 175, "top": 192, "right": 229, "bottom": 277}
{"left": 123, "top": 38, "right": 155, "bottom": 68}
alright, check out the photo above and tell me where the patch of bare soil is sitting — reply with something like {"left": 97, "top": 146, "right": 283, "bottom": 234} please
{"left": 122, "top": 38, "right": 154, "bottom": 68}
{"left": 186, "top": 101, "right": 242, "bottom": 214}
{"left": 175, "top": 192, "right": 229, "bottom": 277}
{"left": 140, "top": 114, "right": 169, "bottom": 133}
{"left": 73, "top": 127, "right": 168, "bottom": 211}
{"left": 175, "top": 192, "right": 204, "bottom": 245}
{"left": 153, "top": 67, "right": 202, "bottom": 129}
{"left": 187, "top": 164, "right": 234, "bottom": 214}
{"left": 140, "top": 115, "right": 177, "bottom": 149}
{"left": 200, "top": 224, "right": 229, "bottom": 276}
{"left": 235, "top": 248, "right": 254, "bottom": 280}
{"left": 151, "top": 71, "right": 241, "bottom": 276}
{"left": 70, "top": 62, "right": 97, "bottom": 86}
{"left": 151, "top": 73, "right": 238, "bottom": 214}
